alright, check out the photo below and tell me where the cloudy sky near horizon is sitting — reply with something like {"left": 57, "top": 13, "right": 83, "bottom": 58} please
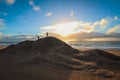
{"left": 0, "top": 0, "right": 120, "bottom": 42}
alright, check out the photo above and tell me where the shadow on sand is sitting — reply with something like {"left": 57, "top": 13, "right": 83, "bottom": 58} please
{"left": 0, "top": 37, "right": 120, "bottom": 80}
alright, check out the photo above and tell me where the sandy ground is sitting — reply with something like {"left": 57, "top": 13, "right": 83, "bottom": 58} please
{"left": 0, "top": 46, "right": 119, "bottom": 56}
{"left": 0, "top": 46, "right": 120, "bottom": 80}
{"left": 78, "top": 48, "right": 120, "bottom": 56}
{"left": 104, "top": 50, "right": 120, "bottom": 56}
{"left": 0, "top": 46, "right": 6, "bottom": 50}
{"left": 0, "top": 62, "right": 120, "bottom": 80}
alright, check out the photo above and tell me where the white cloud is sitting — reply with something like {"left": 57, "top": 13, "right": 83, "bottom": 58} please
{"left": 106, "top": 25, "right": 120, "bottom": 34}
{"left": 15, "top": 35, "right": 33, "bottom": 39}
{"left": 6, "top": 0, "right": 15, "bottom": 4}
{"left": 77, "top": 22, "right": 94, "bottom": 32}
{"left": 70, "top": 11, "right": 74, "bottom": 16}
{"left": 41, "top": 21, "right": 94, "bottom": 36}
{"left": 93, "top": 18, "right": 109, "bottom": 29}
{"left": 40, "top": 17, "right": 110, "bottom": 36}
{"left": 33, "top": 6, "right": 40, "bottom": 11}
{"left": 45, "top": 12, "right": 52, "bottom": 16}
{"left": 29, "top": 0, "right": 34, "bottom": 5}
{"left": 0, "top": 18, "right": 5, "bottom": 29}
{"left": 0, "top": 32, "right": 2, "bottom": 39}
{"left": 114, "top": 16, "right": 118, "bottom": 20}
{"left": 29, "top": 0, "right": 40, "bottom": 11}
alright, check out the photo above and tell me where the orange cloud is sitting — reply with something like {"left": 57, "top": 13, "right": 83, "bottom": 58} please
{"left": 106, "top": 25, "right": 120, "bottom": 34}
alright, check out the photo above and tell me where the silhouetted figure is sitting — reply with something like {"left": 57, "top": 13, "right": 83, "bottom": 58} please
{"left": 46, "top": 32, "right": 48, "bottom": 37}
{"left": 37, "top": 36, "right": 39, "bottom": 40}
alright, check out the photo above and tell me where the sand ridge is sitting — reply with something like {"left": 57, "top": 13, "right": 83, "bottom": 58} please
{"left": 0, "top": 37, "right": 120, "bottom": 80}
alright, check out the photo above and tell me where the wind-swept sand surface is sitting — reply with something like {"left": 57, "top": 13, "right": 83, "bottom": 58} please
{"left": 0, "top": 37, "right": 120, "bottom": 80}
{"left": 0, "top": 46, "right": 119, "bottom": 56}
{"left": 79, "top": 48, "right": 120, "bottom": 56}
{"left": 0, "top": 46, "right": 6, "bottom": 50}
{"left": 104, "top": 49, "right": 120, "bottom": 56}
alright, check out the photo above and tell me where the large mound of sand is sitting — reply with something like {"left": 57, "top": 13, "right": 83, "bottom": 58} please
{"left": 0, "top": 37, "right": 120, "bottom": 80}
{"left": 0, "top": 37, "right": 79, "bottom": 64}
{"left": 0, "top": 37, "right": 119, "bottom": 69}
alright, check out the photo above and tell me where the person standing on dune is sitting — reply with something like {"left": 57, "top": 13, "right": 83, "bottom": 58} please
{"left": 46, "top": 32, "right": 48, "bottom": 37}
{"left": 37, "top": 36, "right": 40, "bottom": 40}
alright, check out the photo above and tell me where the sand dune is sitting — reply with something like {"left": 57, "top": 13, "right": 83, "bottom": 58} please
{"left": 0, "top": 37, "right": 120, "bottom": 80}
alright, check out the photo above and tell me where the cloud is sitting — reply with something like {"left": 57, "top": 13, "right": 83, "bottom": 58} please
{"left": 29, "top": 0, "right": 40, "bottom": 11}
{"left": 1, "top": 32, "right": 120, "bottom": 42}
{"left": 6, "top": 0, "right": 15, "bottom": 4}
{"left": 0, "top": 16, "right": 118, "bottom": 42}
{"left": 77, "top": 22, "right": 94, "bottom": 32}
{"left": 40, "top": 17, "right": 110, "bottom": 36}
{"left": 0, "top": 32, "right": 2, "bottom": 35}
{"left": 67, "top": 32, "right": 120, "bottom": 41}
{"left": 45, "top": 12, "right": 52, "bottom": 17}
{"left": 106, "top": 25, "right": 120, "bottom": 34}
{"left": 114, "top": 16, "right": 118, "bottom": 20}
{"left": 0, "top": 32, "right": 2, "bottom": 36}
{"left": 93, "top": 18, "right": 109, "bottom": 29}
{"left": 0, "top": 35, "right": 37, "bottom": 42}
{"left": 41, "top": 22, "right": 81, "bottom": 36}
{"left": 41, "top": 21, "right": 94, "bottom": 34}
{"left": 0, "top": 18, "right": 5, "bottom": 29}
{"left": 42, "top": 32, "right": 120, "bottom": 41}
{"left": 0, "top": 32, "right": 2, "bottom": 39}
{"left": 85, "top": 37, "right": 120, "bottom": 41}
{"left": 70, "top": 11, "right": 74, "bottom": 16}
{"left": 15, "top": 35, "right": 34, "bottom": 39}
{"left": 40, "top": 16, "right": 120, "bottom": 41}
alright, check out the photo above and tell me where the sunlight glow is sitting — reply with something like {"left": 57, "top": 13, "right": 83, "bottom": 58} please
{"left": 54, "top": 22, "right": 78, "bottom": 36}
{"left": 85, "top": 38, "right": 120, "bottom": 41}
{"left": 41, "top": 21, "right": 95, "bottom": 37}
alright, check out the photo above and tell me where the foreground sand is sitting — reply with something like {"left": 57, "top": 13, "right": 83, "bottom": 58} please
{"left": 0, "top": 46, "right": 6, "bottom": 50}
{"left": 0, "top": 47, "right": 120, "bottom": 80}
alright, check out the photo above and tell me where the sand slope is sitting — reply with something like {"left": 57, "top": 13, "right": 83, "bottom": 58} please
{"left": 0, "top": 37, "right": 120, "bottom": 80}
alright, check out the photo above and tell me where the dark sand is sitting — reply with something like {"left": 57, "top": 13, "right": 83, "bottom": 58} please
{"left": 0, "top": 37, "right": 120, "bottom": 80}
{"left": 78, "top": 48, "right": 120, "bottom": 56}
{"left": 1, "top": 46, "right": 119, "bottom": 56}
{"left": 0, "top": 46, "right": 6, "bottom": 50}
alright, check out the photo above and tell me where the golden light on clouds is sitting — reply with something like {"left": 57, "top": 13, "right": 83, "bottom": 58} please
{"left": 41, "top": 21, "right": 94, "bottom": 37}
{"left": 85, "top": 37, "right": 120, "bottom": 41}
{"left": 41, "top": 17, "right": 110, "bottom": 37}
{"left": 54, "top": 22, "right": 78, "bottom": 36}
{"left": 40, "top": 17, "right": 120, "bottom": 41}
{"left": 106, "top": 25, "right": 120, "bottom": 34}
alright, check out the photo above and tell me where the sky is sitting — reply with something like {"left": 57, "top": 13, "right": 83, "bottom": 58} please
{"left": 0, "top": 0, "right": 120, "bottom": 42}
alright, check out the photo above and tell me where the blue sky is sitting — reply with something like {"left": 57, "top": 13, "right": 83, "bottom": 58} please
{"left": 0, "top": 0, "right": 120, "bottom": 41}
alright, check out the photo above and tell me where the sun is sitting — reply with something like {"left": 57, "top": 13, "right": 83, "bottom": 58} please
{"left": 54, "top": 22, "right": 78, "bottom": 36}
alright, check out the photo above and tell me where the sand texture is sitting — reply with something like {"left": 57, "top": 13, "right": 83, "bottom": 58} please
{"left": 0, "top": 37, "right": 120, "bottom": 80}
